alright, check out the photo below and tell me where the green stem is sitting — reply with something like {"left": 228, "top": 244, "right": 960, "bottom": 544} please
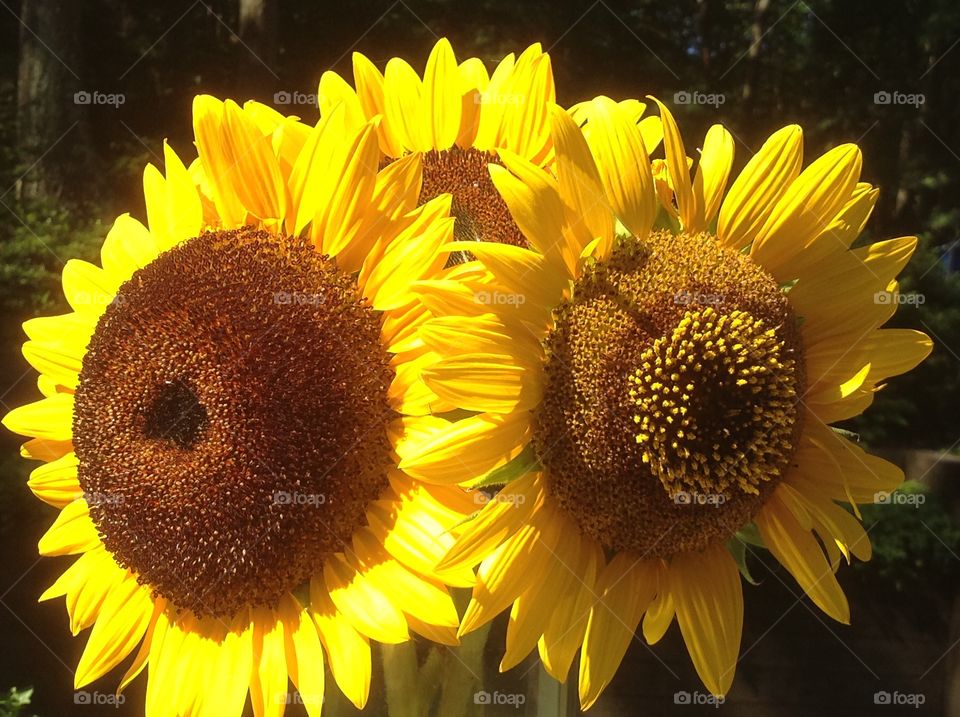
{"left": 381, "top": 642, "right": 421, "bottom": 717}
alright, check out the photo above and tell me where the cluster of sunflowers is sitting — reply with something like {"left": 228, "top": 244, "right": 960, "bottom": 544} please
{"left": 3, "top": 39, "right": 932, "bottom": 715}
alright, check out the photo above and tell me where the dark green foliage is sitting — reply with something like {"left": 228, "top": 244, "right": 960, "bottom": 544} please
{"left": 857, "top": 482, "right": 960, "bottom": 591}
{"left": 0, "top": 687, "right": 34, "bottom": 717}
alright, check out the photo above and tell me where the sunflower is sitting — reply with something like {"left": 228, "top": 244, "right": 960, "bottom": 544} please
{"left": 318, "top": 38, "right": 556, "bottom": 257}
{"left": 405, "top": 97, "right": 933, "bottom": 708}
{"left": 2, "top": 95, "right": 479, "bottom": 715}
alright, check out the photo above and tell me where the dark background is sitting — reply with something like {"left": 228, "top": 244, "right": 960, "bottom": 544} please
{"left": 0, "top": 0, "right": 959, "bottom": 715}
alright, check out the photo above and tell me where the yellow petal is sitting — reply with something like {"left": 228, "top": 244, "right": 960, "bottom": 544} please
{"left": 279, "top": 594, "right": 325, "bottom": 717}
{"left": 780, "top": 483, "right": 871, "bottom": 562}
{"left": 752, "top": 144, "right": 862, "bottom": 278}
{"left": 757, "top": 489, "right": 850, "bottom": 623}
{"left": 201, "top": 609, "right": 254, "bottom": 715}
{"left": 116, "top": 598, "right": 165, "bottom": 695}
{"left": 459, "top": 515, "right": 551, "bottom": 636}
{"left": 420, "top": 312, "right": 543, "bottom": 370}
{"left": 550, "top": 104, "right": 614, "bottom": 259}
{"left": 39, "top": 497, "right": 99, "bottom": 556}
{"left": 717, "top": 125, "right": 803, "bottom": 249}
{"left": 143, "top": 141, "right": 203, "bottom": 251}
{"left": 695, "top": 125, "right": 735, "bottom": 228}
{"left": 473, "top": 52, "right": 516, "bottom": 151}
{"left": 579, "top": 554, "right": 658, "bottom": 709}
{"left": 361, "top": 196, "right": 454, "bottom": 311}
{"left": 367, "top": 484, "right": 476, "bottom": 588}
{"left": 4, "top": 393, "right": 74, "bottom": 442}
{"left": 650, "top": 97, "right": 701, "bottom": 232}
{"left": 421, "top": 38, "right": 461, "bottom": 150}
{"left": 642, "top": 564, "right": 675, "bottom": 644}
{"left": 223, "top": 99, "right": 286, "bottom": 224}
{"left": 352, "top": 52, "right": 404, "bottom": 157}
{"left": 351, "top": 528, "right": 459, "bottom": 629}
{"left": 23, "top": 311, "right": 95, "bottom": 346}
{"left": 790, "top": 183, "right": 879, "bottom": 276}
{"left": 538, "top": 534, "right": 602, "bottom": 682}
{"left": 28, "top": 451, "right": 81, "bottom": 507}
{"left": 450, "top": 240, "right": 568, "bottom": 310}
{"left": 499, "top": 52, "right": 554, "bottom": 163}
{"left": 309, "top": 579, "right": 371, "bottom": 709}
{"left": 75, "top": 576, "right": 154, "bottom": 688}
{"left": 250, "top": 606, "right": 288, "bottom": 717}
{"left": 62, "top": 259, "right": 119, "bottom": 315}
{"left": 383, "top": 57, "right": 424, "bottom": 152}
{"left": 191, "top": 95, "right": 246, "bottom": 227}
{"left": 318, "top": 70, "right": 367, "bottom": 129}
{"left": 439, "top": 473, "right": 544, "bottom": 572}
{"left": 100, "top": 213, "right": 160, "bottom": 278}
{"left": 670, "top": 544, "right": 743, "bottom": 697}
{"left": 311, "top": 123, "right": 380, "bottom": 259}
{"left": 489, "top": 152, "right": 574, "bottom": 276}
{"left": 395, "top": 411, "right": 531, "bottom": 484}
{"left": 424, "top": 352, "right": 542, "bottom": 414}
{"left": 324, "top": 553, "right": 409, "bottom": 644}
{"left": 582, "top": 96, "right": 657, "bottom": 240}
{"left": 338, "top": 152, "right": 423, "bottom": 274}
{"left": 20, "top": 436, "right": 73, "bottom": 462}
{"left": 22, "top": 340, "right": 82, "bottom": 389}
{"left": 388, "top": 346, "right": 452, "bottom": 416}
{"left": 501, "top": 511, "right": 584, "bottom": 671}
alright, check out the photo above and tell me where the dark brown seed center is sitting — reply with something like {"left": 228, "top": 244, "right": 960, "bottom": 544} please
{"left": 418, "top": 147, "right": 527, "bottom": 265}
{"left": 73, "top": 228, "right": 394, "bottom": 618}
{"left": 533, "top": 231, "right": 805, "bottom": 557}
{"left": 143, "top": 378, "right": 208, "bottom": 449}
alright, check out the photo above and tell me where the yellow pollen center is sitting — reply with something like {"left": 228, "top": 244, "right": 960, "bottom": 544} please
{"left": 534, "top": 230, "right": 805, "bottom": 557}
{"left": 628, "top": 306, "right": 798, "bottom": 499}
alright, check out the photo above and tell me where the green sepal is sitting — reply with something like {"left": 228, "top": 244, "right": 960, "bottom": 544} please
{"left": 728, "top": 536, "right": 760, "bottom": 586}
{"left": 465, "top": 444, "right": 539, "bottom": 490}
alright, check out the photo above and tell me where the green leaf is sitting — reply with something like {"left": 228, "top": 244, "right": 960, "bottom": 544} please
{"left": 831, "top": 427, "right": 860, "bottom": 442}
{"left": 728, "top": 537, "right": 760, "bottom": 586}
{"left": 735, "top": 522, "right": 765, "bottom": 548}
{"left": 466, "top": 444, "right": 539, "bottom": 490}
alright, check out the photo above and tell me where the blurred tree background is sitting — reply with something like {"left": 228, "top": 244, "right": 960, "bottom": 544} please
{"left": 0, "top": 0, "right": 958, "bottom": 715}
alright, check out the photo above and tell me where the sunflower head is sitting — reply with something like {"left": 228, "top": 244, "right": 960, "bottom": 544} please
{"left": 319, "top": 38, "right": 555, "bottom": 256}
{"left": 535, "top": 227, "right": 805, "bottom": 557}
{"left": 74, "top": 227, "right": 394, "bottom": 617}
{"left": 422, "top": 97, "right": 933, "bottom": 708}
{"left": 3, "top": 93, "right": 477, "bottom": 715}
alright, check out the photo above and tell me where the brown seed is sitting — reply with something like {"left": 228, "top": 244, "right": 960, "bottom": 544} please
{"left": 534, "top": 230, "right": 805, "bottom": 557}
{"left": 418, "top": 147, "right": 527, "bottom": 265}
{"left": 74, "top": 228, "right": 394, "bottom": 617}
